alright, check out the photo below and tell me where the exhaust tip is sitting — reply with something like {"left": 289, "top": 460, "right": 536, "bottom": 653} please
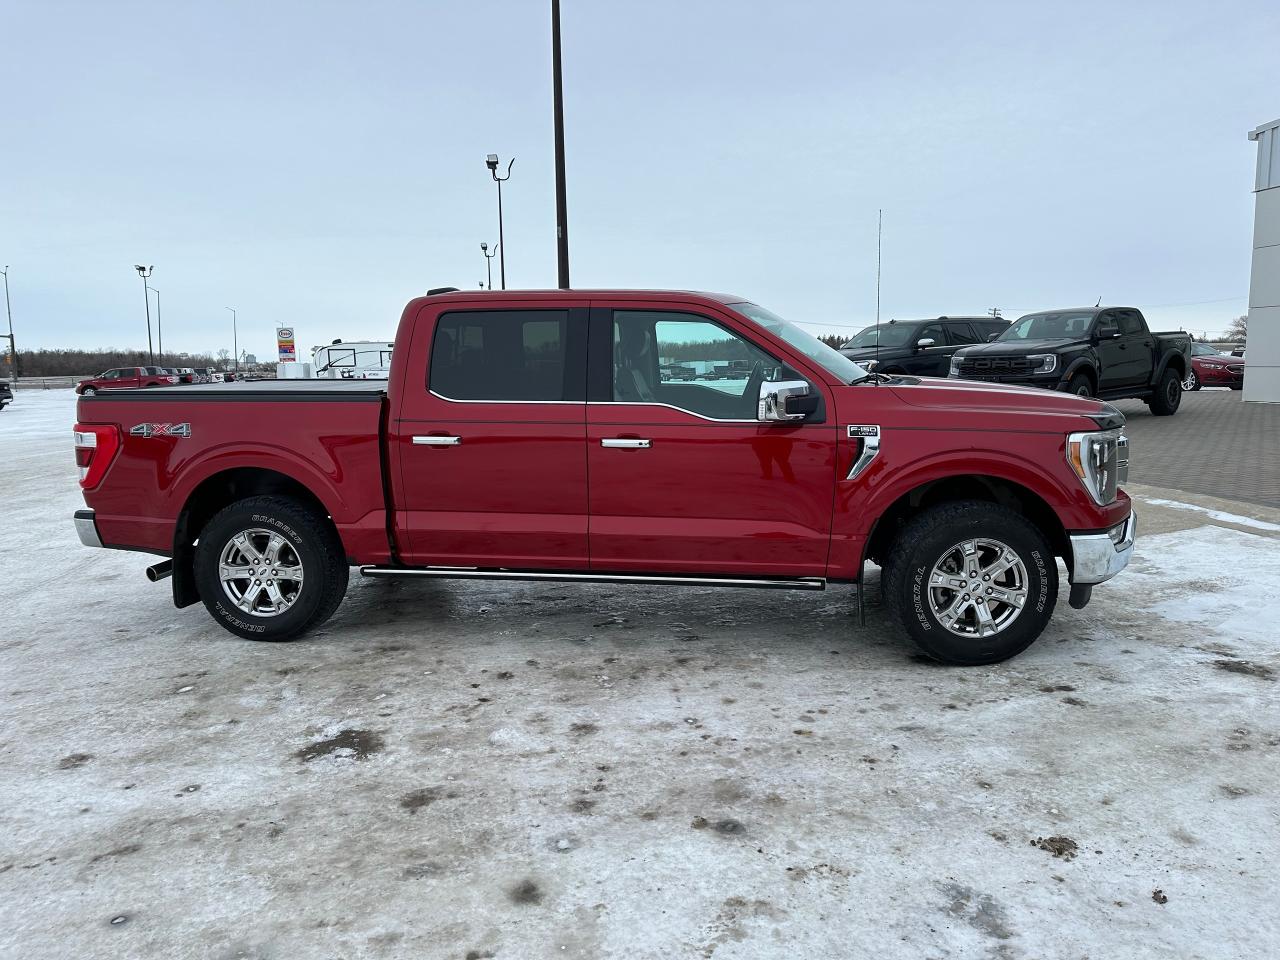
{"left": 146, "top": 560, "right": 173, "bottom": 582}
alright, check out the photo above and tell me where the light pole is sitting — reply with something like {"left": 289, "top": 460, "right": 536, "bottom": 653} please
{"left": 480, "top": 241, "right": 497, "bottom": 290}
{"left": 485, "top": 154, "right": 514, "bottom": 289}
{"left": 134, "top": 265, "right": 154, "bottom": 364}
{"left": 225, "top": 307, "right": 238, "bottom": 372}
{"left": 551, "top": 0, "right": 570, "bottom": 288}
{"left": 148, "top": 286, "right": 162, "bottom": 361}
{"left": 1, "top": 266, "right": 15, "bottom": 384}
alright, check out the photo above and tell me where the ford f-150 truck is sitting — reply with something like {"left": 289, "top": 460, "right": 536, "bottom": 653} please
{"left": 948, "top": 306, "right": 1191, "bottom": 414}
{"left": 72, "top": 289, "right": 1135, "bottom": 665}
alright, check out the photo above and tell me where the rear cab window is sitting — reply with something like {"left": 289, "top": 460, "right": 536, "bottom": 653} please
{"left": 429, "top": 309, "right": 584, "bottom": 402}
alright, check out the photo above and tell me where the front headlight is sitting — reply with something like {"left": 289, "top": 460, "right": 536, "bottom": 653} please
{"left": 864, "top": 359, "right": 879, "bottom": 371}
{"left": 949, "top": 356, "right": 962, "bottom": 377}
{"left": 1066, "top": 428, "right": 1124, "bottom": 505}
{"left": 1027, "top": 354, "right": 1058, "bottom": 374}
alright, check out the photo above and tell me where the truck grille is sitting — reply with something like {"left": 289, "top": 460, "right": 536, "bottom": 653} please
{"left": 956, "top": 356, "right": 1037, "bottom": 377}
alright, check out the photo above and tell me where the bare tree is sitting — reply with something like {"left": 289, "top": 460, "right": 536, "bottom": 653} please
{"left": 1225, "top": 314, "right": 1248, "bottom": 342}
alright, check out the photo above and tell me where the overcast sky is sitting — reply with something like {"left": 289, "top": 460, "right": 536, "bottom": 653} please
{"left": 2, "top": 0, "right": 1275, "bottom": 360}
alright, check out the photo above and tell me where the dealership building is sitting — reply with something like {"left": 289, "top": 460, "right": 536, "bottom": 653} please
{"left": 1246, "top": 118, "right": 1280, "bottom": 403}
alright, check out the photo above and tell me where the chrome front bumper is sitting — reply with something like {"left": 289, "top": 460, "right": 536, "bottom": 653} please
{"left": 74, "top": 509, "right": 103, "bottom": 549}
{"left": 1069, "top": 509, "right": 1136, "bottom": 585}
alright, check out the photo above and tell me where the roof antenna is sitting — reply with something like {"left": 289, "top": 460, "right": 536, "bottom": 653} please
{"left": 875, "top": 209, "right": 882, "bottom": 383}
{"left": 1095, "top": 296, "right": 1102, "bottom": 307}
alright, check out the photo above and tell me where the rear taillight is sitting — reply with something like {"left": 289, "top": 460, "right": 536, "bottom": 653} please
{"left": 73, "top": 423, "right": 121, "bottom": 489}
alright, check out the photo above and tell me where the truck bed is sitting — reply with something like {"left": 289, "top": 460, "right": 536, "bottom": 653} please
{"left": 82, "top": 379, "right": 387, "bottom": 402}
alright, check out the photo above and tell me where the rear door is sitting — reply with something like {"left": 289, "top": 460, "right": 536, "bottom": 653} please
{"left": 113, "top": 368, "right": 141, "bottom": 389}
{"left": 393, "top": 301, "right": 590, "bottom": 569}
{"left": 586, "top": 301, "right": 838, "bottom": 577}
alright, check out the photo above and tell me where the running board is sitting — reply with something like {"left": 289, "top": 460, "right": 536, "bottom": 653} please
{"left": 358, "top": 566, "right": 826, "bottom": 591}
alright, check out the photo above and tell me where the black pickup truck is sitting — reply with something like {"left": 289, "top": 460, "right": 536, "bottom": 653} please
{"left": 0, "top": 380, "right": 12, "bottom": 412}
{"left": 948, "top": 306, "right": 1192, "bottom": 415}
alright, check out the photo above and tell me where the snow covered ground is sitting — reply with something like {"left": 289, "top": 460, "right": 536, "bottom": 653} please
{"left": 2, "top": 389, "right": 1279, "bottom": 959}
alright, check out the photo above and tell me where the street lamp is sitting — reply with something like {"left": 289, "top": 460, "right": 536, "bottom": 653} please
{"left": 1, "top": 265, "right": 15, "bottom": 384}
{"left": 147, "top": 286, "right": 162, "bottom": 361}
{"left": 134, "top": 265, "right": 154, "bottom": 364}
{"left": 485, "top": 154, "right": 514, "bottom": 289}
{"left": 225, "top": 307, "right": 238, "bottom": 373}
{"left": 480, "top": 241, "right": 498, "bottom": 290}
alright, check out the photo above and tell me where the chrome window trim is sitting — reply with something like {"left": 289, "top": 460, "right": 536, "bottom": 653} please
{"left": 428, "top": 390, "right": 581, "bottom": 405}
{"left": 587, "top": 401, "right": 759, "bottom": 424}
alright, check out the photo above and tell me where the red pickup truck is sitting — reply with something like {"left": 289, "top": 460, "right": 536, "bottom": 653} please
{"left": 72, "top": 289, "right": 1135, "bottom": 665}
{"left": 76, "top": 366, "right": 178, "bottom": 395}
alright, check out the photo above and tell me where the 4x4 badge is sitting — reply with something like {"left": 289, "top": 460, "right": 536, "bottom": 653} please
{"left": 130, "top": 422, "right": 191, "bottom": 438}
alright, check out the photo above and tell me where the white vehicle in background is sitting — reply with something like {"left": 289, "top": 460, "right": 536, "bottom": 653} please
{"left": 311, "top": 340, "right": 394, "bottom": 380}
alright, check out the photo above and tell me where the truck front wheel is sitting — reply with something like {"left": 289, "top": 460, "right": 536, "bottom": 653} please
{"left": 193, "top": 495, "right": 349, "bottom": 641}
{"left": 882, "top": 501, "right": 1058, "bottom": 665}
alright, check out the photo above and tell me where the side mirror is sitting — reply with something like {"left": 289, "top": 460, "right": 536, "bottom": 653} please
{"left": 758, "top": 380, "right": 815, "bottom": 422}
{"left": 915, "top": 338, "right": 937, "bottom": 350}
{"left": 987, "top": 332, "right": 1001, "bottom": 342}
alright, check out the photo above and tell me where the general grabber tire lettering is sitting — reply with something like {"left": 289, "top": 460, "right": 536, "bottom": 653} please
{"left": 193, "top": 495, "right": 349, "bottom": 642}
{"left": 882, "top": 500, "right": 1058, "bottom": 665}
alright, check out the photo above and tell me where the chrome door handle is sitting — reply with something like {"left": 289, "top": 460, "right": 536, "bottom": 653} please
{"left": 601, "top": 438, "right": 651, "bottom": 448}
{"left": 413, "top": 435, "right": 461, "bottom": 446}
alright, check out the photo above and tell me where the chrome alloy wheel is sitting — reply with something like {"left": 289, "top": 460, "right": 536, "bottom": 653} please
{"left": 926, "top": 538, "right": 1029, "bottom": 638}
{"left": 218, "top": 528, "right": 305, "bottom": 617}
{"left": 1182, "top": 369, "right": 1198, "bottom": 391}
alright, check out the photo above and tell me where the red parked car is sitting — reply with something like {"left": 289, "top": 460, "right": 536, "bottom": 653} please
{"left": 76, "top": 366, "right": 178, "bottom": 396}
{"left": 70, "top": 289, "right": 1136, "bottom": 665}
{"left": 1184, "top": 343, "right": 1244, "bottom": 391}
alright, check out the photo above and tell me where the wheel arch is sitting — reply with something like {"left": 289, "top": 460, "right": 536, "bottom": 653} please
{"left": 171, "top": 466, "right": 336, "bottom": 608}
{"left": 863, "top": 473, "right": 1071, "bottom": 574}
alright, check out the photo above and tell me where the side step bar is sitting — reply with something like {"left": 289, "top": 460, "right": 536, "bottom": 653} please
{"left": 358, "top": 566, "right": 826, "bottom": 591}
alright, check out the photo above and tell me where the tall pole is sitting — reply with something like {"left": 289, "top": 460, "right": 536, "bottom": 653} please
{"left": 497, "top": 179, "right": 506, "bottom": 289}
{"left": 1, "top": 266, "right": 15, "bottom": 384}
{"left": 551, "top": 0, "right": 570, "bottom": 289}
{"left": 226, "top": 307, "right": 238, "bottom": 372}
{"left": 135, "top": 265, "right": 154, "bottom": 364}
{"left": 148, "top": 286, "right": 162, "bottom": 361}
{"left": 875, "top": 209, "right": 882, "bottom": 325}
{"left": 487, "top": 155, "right": 514, "bottom": 290}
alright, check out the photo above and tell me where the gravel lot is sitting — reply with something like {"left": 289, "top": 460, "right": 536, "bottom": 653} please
{"left": 3, "top": 390, "right": 1279, "bottom": 960}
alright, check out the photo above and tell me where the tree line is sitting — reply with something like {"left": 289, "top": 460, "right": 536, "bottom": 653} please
{"left": 2, "top": 348, "right": 226, "bottom": 378}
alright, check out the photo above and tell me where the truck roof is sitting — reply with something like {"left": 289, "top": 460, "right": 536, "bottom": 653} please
{"left": 414, "top": 289, "right": 749, "bottom": 308}
{"left": 1019, "top": 306, "right": 1138, "bottom": 317}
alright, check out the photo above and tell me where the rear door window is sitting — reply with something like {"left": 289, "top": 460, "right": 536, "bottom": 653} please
{"left": 944, "top": 322, "right": 980, "bottom": 345}
{"left": 430, "top": 309, "right": 581, "bottom": 401}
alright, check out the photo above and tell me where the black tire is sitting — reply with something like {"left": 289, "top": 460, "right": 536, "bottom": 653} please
{"left": 1183, "top": 369, "right": 1201, "bottom": 392}
{"left": 1229, "top": 384, "right": 1243, "bottom": 391}
{"left": 81, "top": 387, "right": 96, "bottom": 397}
{"left": 1066, "top": 372, "right": 1094, "bottom": 398}
{"left": 193, "top": 495, "right": 348, "bottom": 641}
{"left": 1147, "top": 367, "right": 1182, "bottom": 416}
{"left": 882, "top": 500, "right": 1058, "bottom": 665}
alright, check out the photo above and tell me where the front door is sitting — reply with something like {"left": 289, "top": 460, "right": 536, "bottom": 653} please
{"left": 586, "top": 304, "right": 838, "bottom": 577}
{"left": 394, "top": 303, "right": 590, "bottom": 569}
{"left": 901, "top": 322, "right": 951, "bottom": 377}
{"left": 1093, "top": 310, "right": 1147, "bottom": 391}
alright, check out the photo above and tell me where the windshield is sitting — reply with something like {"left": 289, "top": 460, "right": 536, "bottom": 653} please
{"left": 842, "top": 323, "right": 917, "bottom": 349}
{"left": 999, "top": 311, "right": 1095, "bottom": 341}
{"left": 730, "top": 302, "right": 869, "bottom": 384}
{"left": 1191, "top": 343, "right": 1221, "bottom": 357}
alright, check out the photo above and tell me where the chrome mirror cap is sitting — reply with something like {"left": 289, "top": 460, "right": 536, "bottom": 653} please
{"left": 758, "top": 380, "right": 810, "bottom": 422}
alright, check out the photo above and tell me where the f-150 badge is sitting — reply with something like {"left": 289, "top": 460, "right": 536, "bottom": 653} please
{"left": 130, "top": 423, "right": 191, "bottom": 438}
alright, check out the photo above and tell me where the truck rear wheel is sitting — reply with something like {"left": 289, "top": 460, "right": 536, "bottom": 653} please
{"left": 882, "top": 500, "right": 1058, "bottom": 665}
{"left": 1147, "top": 368, "right": 1182, "bottom": 416}
{"left": 193, "top": 495, "right": 349, "bottom": 641}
